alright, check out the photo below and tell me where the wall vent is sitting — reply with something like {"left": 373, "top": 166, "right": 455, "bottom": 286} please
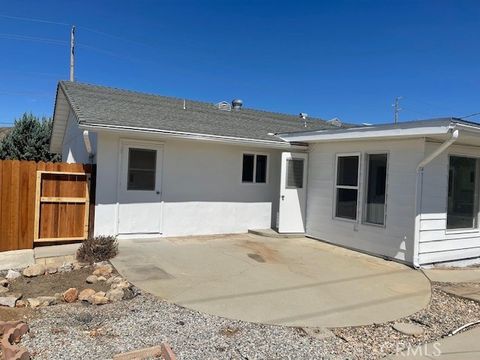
{"left": 216, "top": 101, "right": 231, "bottom": 111}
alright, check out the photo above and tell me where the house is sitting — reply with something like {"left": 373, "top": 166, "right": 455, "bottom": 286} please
{"left": 50, "top": 81, "right": 480, "bottom": 268}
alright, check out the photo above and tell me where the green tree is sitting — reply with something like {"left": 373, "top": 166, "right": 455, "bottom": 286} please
{"left": 0, "top": 113, "right": 60, "bottom": 162}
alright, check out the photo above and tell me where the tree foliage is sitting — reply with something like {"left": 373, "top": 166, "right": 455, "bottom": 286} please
{"left": 0, "top": 113, "right": 60, "bottom": 162}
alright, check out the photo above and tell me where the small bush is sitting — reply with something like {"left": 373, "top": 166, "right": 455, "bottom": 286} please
{"left": 76, "top": 235, "right": 118, "bottom": 264}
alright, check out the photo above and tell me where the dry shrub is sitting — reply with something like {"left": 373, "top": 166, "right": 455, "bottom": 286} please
{"left": 76, "top": 235, "right": 118, "bottom": 264}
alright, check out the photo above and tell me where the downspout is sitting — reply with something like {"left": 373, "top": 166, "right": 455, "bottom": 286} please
{"left": 83, "top": 130, "right": 95, "bottom": 163}
{"left": 413, "top": 127, "right": 459, "bottom": 268}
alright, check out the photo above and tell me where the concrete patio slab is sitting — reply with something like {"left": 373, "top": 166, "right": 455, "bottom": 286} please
{"left": 111, "top": 234, "right": 431, "bottom": 328}
{"left": 423, "top": 269, "right": 480, "bottom": 283}
{"left": 440, "top": 283, "right": 480, "bottom": 302}
{"left": 389, "top": 327, "right": 480, "bottom": 359}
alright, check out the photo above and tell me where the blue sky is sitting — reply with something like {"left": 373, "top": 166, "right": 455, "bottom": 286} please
{"left": 0, "top": 0, "right": 479, "bottom": 126}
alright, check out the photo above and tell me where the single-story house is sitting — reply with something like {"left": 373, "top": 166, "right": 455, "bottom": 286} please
{"left": 51, "top": 81, "right": 480, "bottom": 268}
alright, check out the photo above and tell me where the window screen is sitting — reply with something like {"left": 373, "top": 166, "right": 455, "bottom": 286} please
{"left": 127, "top": 148, "right": 156, "bottom": 190}
{"left": 242, "top": 154, "right": 255, "bottom": 182}
{"left": 335, "top": 155, "right": 359, "bottom": 220}
{"left": 447, "top": 156, "right": 478, "bottom": 229}
{"left": 365, "top": 154, "right": 387, "bottom": 225}
{"left": 255, "top": 155, "right": 267, "bottom": 183}
{"left": 286, "top": 159, "right": 304, "bottom": 188}
{"left": 242, "top": 154, "right": 267, "bottom": 183}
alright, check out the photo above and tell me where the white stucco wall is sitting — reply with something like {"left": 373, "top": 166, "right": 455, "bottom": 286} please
{"left": 419, "top": 142, "right": 480, "bottom": 264}
{"left": 61, "top": 111, "right": 97, "bottom": 163}
{"left": 94, "top": 132, "right": 282, "bottom": 237}
{"left": 305, "top": 139, "right": 425, "bottom": 264}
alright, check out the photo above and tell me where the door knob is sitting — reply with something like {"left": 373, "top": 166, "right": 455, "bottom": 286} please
{"left": 281, "top": 195, "right": 285, "bottom": 200}
{"left": 156, "top": 191, "right": 160, "bottom": 195}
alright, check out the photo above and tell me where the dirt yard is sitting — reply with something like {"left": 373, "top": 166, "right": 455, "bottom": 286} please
{"left": 6, "top": 267, "right": 114, "bottom": 299}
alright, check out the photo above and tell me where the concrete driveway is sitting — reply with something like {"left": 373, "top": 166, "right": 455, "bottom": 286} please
{"left": 111, "top": 234, "right": 430, "bottom": 328}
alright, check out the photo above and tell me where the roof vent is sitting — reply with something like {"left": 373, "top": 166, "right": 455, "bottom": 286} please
{"left": 328, "top": 117, "right": 343, "bottom": 127}
{"left": 232, "top": 99, "right": 243, "bottom": 110}
{"left": 216, "top": 101, "right": 231, "bottom": 111}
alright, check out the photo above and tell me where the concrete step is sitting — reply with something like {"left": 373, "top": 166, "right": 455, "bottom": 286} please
{"left": 248, "top": 228, "right": 305, "bottom": 238}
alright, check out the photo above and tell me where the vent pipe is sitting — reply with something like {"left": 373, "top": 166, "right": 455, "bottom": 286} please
{"left": 232, "top": 99, "right": 243, "bottom": 110}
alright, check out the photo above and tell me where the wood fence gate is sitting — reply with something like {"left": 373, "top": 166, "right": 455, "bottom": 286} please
{"left": 0, "top": 160, "right": 95, "bottom": 252}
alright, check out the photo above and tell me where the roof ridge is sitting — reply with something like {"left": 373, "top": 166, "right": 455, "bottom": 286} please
{"left": 59, "top": 80, "right": 328, "bottom": 124}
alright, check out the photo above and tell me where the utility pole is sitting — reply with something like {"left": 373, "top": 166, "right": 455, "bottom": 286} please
{"left": 393, "top": 96, "right": 402, "bottom": 124}
{"left": 70, "top": 25, "right": 75, "bottom": 81}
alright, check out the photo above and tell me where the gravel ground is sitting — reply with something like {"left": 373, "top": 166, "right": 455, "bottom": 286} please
{"left": 20, "top": 283, "right": 480, "bottom": 360}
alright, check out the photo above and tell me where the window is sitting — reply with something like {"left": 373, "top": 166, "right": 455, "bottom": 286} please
{"left": 335, "top": 155, "right": 359, "bottom": 220}
{"left": 242, "top": 154, "right": 267, "bottom": 183}
{"left": 127, "top": 148, "right": 156, "bottom": 190}
{"left": 287, "top": 159, "right": 304, "bottom": 188}
{"left": 447, "top": 156, "right": 478, "bottom": 229}
{"left": 365, "top": 154, "right": 388, "bottom": 225}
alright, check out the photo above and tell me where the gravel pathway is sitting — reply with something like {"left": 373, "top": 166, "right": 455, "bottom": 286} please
{"left": 21, "top": 283, "right": 480, "bottom": 359}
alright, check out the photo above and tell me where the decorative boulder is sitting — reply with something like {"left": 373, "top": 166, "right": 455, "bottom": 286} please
{"left": 23, "top": 264, "right": 45, "bottom": 277}
{"left": 0, "top": 293, "right": 22, "bottom": 307}
{"left": 86, "top": 275, "right": 98, "bottom": 284}
{"left": 106, "top": 288, "right": 124, "bottom": 302}
{"left": 78, "top": 289, "right": 96, "bottom": 302}
{"left": 93, "top": 265, "right": 113, "bottom": 277}
{"left": 63, "top": 288, "right": 79, "bottom": 303}
{"left": 5, "top": 270, "right": 21, "bottom": 280}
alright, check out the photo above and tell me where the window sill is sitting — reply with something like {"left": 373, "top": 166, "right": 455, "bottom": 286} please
{"left": 362, "top": 221, "right": 386, "bottom": 229}
{"left": 445, "top": 228, "right": 480, "bottom": 235}
{"left": 333, "top": 216, "right": 358, "bottom": 224}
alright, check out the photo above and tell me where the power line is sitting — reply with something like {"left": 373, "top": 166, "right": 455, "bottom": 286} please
{"left": 459, "top": 112, "right": 480, "bottom": 119}
{"left": 0, "top": 14, "right": 70, "bottom": 26}
{"left": 0, "top": 33, "right": 68, "bottom": 46}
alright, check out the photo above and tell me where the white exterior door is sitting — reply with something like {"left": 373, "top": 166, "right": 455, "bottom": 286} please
{"left": 278, "top": 152, "right": 308, "bottom": 233}
{"left": 117, "top": 142, "right": 163, "bottom": 235}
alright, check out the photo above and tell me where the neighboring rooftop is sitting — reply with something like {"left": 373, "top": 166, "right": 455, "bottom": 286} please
{"left": 56, "top": 81, "right": 341, "bottom": 144}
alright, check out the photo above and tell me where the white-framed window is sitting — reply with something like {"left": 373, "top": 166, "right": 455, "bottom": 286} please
{"left": 334, "top": 154, "right": 360, "bottom": 220}
{"left": 447, "top": 155, "right": 479, "bottom": 230}
{"left": 127, "top": 147, "right": 157, "bottom": 191}
{"left": 364, "top": 153, "right": 388, "bottom": 226}
{"left": 242, "top": 153, "right": 268, "bottom": 184}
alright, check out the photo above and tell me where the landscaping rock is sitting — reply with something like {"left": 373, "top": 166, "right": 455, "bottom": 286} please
{"left": 54, "top": 293, "right": 65, "bottom": 303}
{"left": 27, "top": 298, "right": 41, "bottom": 309}
{"left": 36, "top": 296, "right": 57, "bottom": 307}
{"left": 0, "top": 278, "right": 9, "bottom": 287}
{"left": 46, "top": 266, "right": 58, "bottom": 275}
{"left": 86, "top": 275, "right": 98, "bottom": 284}
{"left": 16, "top": 299, "right": 28, "bottom": 308}
{"left": 79, "top": 289, "right": 96, "bottom": 302}
{"left": 0, "top": 286, "right": 9, "bottom": 294}
{"left": 0, "top": 293, "right": 21, "bottom": 307}
{"left": 106, "top": 288, "right": 124, "bottom": 302}
{"left": 59, "top": 263, "right": 74, "bottom": 273}
{"left": 93, "top": 264, "right": 113, "bottom": 277}
{"left": 63, "top": 288, "right": 79, "bottom": 303}
{"left": 392, "top": 322, "right": 424, "bottom": 336}
{"left": 91, "top": 294, "right": 109, "bottom": 305}
{"left": 112, "top": 280, "right": 131, "bottom": 290}
{"left": 122, "top": 287, "right": 138, "bottom": 300}
{"left": 5, "top": 270, "right": 21, "bottom": 280}
{"left": 23, "top": 264, "right": 45, "bottom": 277}
{"left": 97, "top": 276, "right": 107, "bottom": 282}
{"left": 106, "top": 276, "right": 122, "bottom": 285}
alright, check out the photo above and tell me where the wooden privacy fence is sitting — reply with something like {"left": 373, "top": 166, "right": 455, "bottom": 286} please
{"left": 0, "top": 160, "right": 95, "bottom": 252}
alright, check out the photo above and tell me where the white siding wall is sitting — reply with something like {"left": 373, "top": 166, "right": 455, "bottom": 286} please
{"left": 61, "top": 111, "right": 97, "bottom": 163}
{"left": 94, "top": 132, "right": 282, "bottom": 237}
{"left": 306, "top": 139, "right": 425, "bottom": 263}
{"left": 419, "top": 142, "right": 480, "bottom": 264}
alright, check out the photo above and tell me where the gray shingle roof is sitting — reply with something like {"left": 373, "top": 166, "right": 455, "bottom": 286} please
{"left": 59, "top": 81, "right": 338, "bottom": 143}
